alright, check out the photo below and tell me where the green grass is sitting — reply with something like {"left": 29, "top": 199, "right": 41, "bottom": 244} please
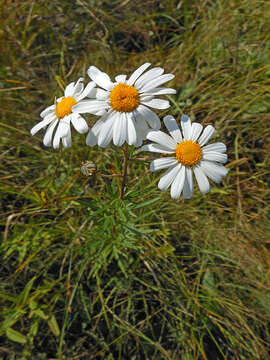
{"left": 1, "top": 0, "right": 270, "bottom": 359}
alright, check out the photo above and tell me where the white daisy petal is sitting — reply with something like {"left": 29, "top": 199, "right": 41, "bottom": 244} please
{"left": 141, "top": 143, "right": 175, "bottom": 154}
{"left": 133, "top": 136, "right": 143, "bottom": 148}
{"left": 139, "top": 95, "right": 154, "bottom": 102}
{"left": 86, "top": 118, "right": 105, "bottom": 146}
{"left": 127, "top": 63, "right": 151, "bottom": 86}
{"left": 134, "top": 67, "right": 164, "bottom": 89}
{"left": 97, "top": 111, "right": 110, "bottom": 125}
{"left": 73, "top": 77, "right": 84, "bottom": 96}
{"left": 198, "top": 125, "right": 215, "bottom": 146}
{"left": 87, "top": 88, "right": 97, "bottom": 99}
{"left": 58, "top": 119, "right": 70, "bottom": 138}
{"left": 127, "top": 114, "right": 137, "bottom": 145}
{"left": 190, "top": 122, "right": 203, "bottom": 142}
{"left": 61, "top": 114, "right": 72, "bottom": 127}
{"left": 95, "top": 109, "right": 107, "bottom": 116}
{"left": 115, "top": 75, "right": 127, "bottom": 83}
{"left": 76, "top": 81, "right": 96, "bottom": 101}
{"left": 163, "top": 115, "right": 182, "bottom": 143}
{"left": 71, "top": 114, "right": 89, "bottom": 134}
{"left": 86, "top": 131, "right": 97, "bottom": 146}
{"left": 170, "top": 166, "right": 185, "bottom": 200}
{"left": 85, "top": 130, "right": 97, "bottom": 146}
{"left": 62, "top": 129, "right": 72, "bottom": 148}
{"left": 31, "top": 113, "right": 56, "bottom": 135}
{"left": 135, "top": 105, "right": 161, "bottom": 130}
{"left": 87, "top": 66, "right": 114, "bottom": 91}
{"left": 98, "top": 114, "right": 116, "bottom": 147}
{"left": 40, "top": 104, "right": 55, "bottom": 118}
{"left": 134, "top": 114, "right": 149, "bottom": 141}
{"left": 140, "top": 74, "right": 175, "bottom": 93}
{"left": 183, "top": 167, "right": 194, "bottom": 199}
{"left": 143, "top": 87, "right": 176, "bottom": 96}
{"left": 64, "top": 82, "right": 75, "bottom": 97}
{"left": 202, "top": 151, "right": 228, "bottom": 163}
{"left": 53, "top": 125, "right": 62, "bottom": 149}
{"left": 146, "top": 130, "right": 177, "bottom": 150}
{"left": 181, "top": 114, "right": 192, "bottom": 140}
{"left": 72, "top": 100, "right": 108, "bottom": 114}
{"left": 43, "top": 119, "right": 58, "bottom": 147}
{"left": 141, "top": 98, "right": 170, "bottom": 109}
{"left": 158, "top": 164, "right": 181, "bottom": 191}
{"left": 55, "top": 96, "right": 64, "bottom": 105}
{"left": 194, "top": 165, "right": 210, "bottom": 194}
{"left": 200, "top": 160, "right": 228, "bottom": 183}
{"left": 203, "top": 142, "right": 227, "bottom": 153}
{"left": 96, "top": 88, "right": 110, "bottom": 100}
{"left": 131, "top": 112, "right": 144, "bottom": 147}
{"left": 150, "top": 157, "right": 178, "bottom": 172}
{"left": 113, "top": 113, "right": 127, "bottom": 146}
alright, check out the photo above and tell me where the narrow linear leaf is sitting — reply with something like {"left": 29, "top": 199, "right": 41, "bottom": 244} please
{"left": 6, "top": 328, "right": 27, "bottom": 344}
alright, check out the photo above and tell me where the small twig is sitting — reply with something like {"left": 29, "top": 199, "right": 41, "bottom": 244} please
{"left": 54, "top": 96, "right": 59, "bottom": 119}
{"left": 129, "top": 176, "right": 139, "bottom": 186}
{"left": 58, "top": 196, "right": 94, "bottom": 202}
{"left": 120, "top": 143, "right": 129, "bottom": 200}
{"left": 117, "top": 0, "right": 131, "bottom": 8}
{"left": 99, "top": 173, "right": 122, "bottom": 178}
{"left": 177, "top": 1, "right": 183, "bottom": 9}
{"left": 66, "top": 60, "right": 78, "bottom": 78}
{"left": 129, "top": 156, "right": 152, "bottom": 162}
{"left": 76, "top": 0, "right": 109, "bottom": 40}
{"left": 0, "top": 87, "right": 27, "bottom": 92}
{"left": 4, "top": 213, "right": 22, "bottom": 242}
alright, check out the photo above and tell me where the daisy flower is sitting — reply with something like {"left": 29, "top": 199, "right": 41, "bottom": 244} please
{"left": 142, "top": 114, "right": 228, "bottom": 199}
{"left": 30, "top": 78, "right": 96, "bottom": 149}
{"left": 72, "top": 63, "right": 176, "bottom": 148}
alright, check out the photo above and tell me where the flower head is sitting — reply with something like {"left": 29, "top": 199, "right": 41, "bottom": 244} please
{"left": 72, "top": 63, "right": 176, "bottom": 148}
{"left": 80, "top": 160, "right": 96, "bottom": 176}
{"left": 142, "top": 114, "right": 228, "bottom": 199}
{"left": 31, "top": 78, "right": 96, "bottom": 149}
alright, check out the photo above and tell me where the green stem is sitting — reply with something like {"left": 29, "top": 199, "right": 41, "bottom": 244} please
{"left": 120, "top": 143, "right": 129, "bottom": 199}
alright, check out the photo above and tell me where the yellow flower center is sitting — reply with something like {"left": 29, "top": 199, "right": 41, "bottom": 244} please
{"left": 110, "top": 83, "right": 140, "bottom": 112}
{"left": 175, "top": 140, "right": 202, "bottom": 167}
{"left": 55, "top": 97, "right": 77, "bottom": 119}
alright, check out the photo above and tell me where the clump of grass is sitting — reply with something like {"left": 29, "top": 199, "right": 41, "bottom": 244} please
{"left": 1, "top": 0, "right": 270, "bottom": 359}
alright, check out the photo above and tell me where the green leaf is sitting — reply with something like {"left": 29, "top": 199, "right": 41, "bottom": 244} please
{"left": 202, "top": 268, "right": 216, "bottom": 292}
{"left": 1, "top": 310, "right": 26, "bottom": 333}
{"left": 133, "top": 197, "right": 160, "bottom": 209}
{"left": 18, "top": 276, "right": 37, "bottom": 306}
{"left": 6, "top": 328, "right": 27, "bottom": 344}
{"left": 48, "top": 315, "right": 60, "bottom": 337}
{"left": 0, "top": 291, "right": 17, "bottom": 302}
{"left": 31, "top": 308, "right": 48, "bottom": 320}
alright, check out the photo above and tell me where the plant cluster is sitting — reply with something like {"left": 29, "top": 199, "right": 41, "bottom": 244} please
{"left": 0, "top": 0, "right": 270, "bottom": 359}
{"left": 31, "top": 63, "right": 228, "bottom": 200}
